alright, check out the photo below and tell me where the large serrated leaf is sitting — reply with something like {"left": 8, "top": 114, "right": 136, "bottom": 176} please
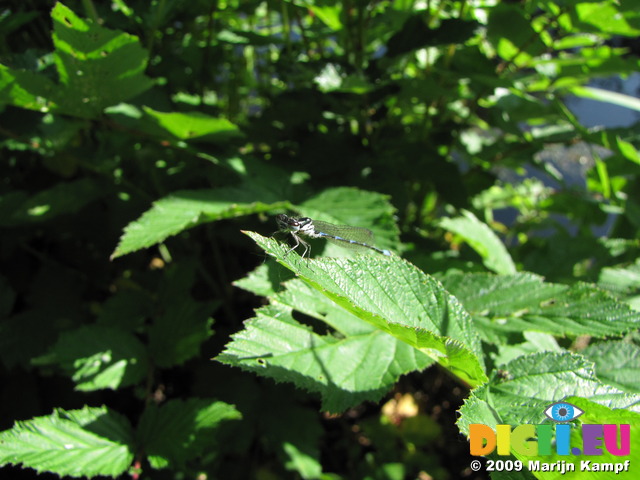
{"left": 0, "top": 406, "right": 134, "bottom": 477}
{"left": 598, "top": 258, "right": 640, "bottom": 310}
{"left": 218, "top": 301, "right": 435, "bottom": 412}
{"left": 458, "top": 351, "right": 640, "bottom": 433}
{"left": 582, "top": 341, "right": 640, "bottom": 393}
{"left": 224, "top": 232, "right": 487, "bottom": 396}
{"left": 442, "top": 272, "right": 640, "bottom": 341}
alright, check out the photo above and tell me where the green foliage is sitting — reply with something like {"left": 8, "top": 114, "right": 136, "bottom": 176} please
{"left": 0, "top": 403, "right": 240, "bottom": 477}
{"left": 0, "top": 406, "right": 135, "bottom": 477}
{"left": 0, "top": 3, "right": 153, "bottom": 117}
{"left": 32, "top": 324, "right": 149, "bottom": 391}
{"left": 2, "top": 0, "right": 640, "bottom": 479}
{"left": 438, "top": 210, "right": 517, "bottom": 274}
{"left": 136, "top": 399, "right": 243, "bottom": 469}
{"left": 582, "top": 340, "right": 640, "bottom": 392}
{"left": 220, "top": 232, "right": 485, "bottom": 411}
{"left": 442, "top": 272, "right": 640, "bottom": 341}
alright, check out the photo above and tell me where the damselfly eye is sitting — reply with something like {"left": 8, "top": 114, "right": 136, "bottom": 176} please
{"left": 544, "top": 402, "right": 584, "bottom": 422}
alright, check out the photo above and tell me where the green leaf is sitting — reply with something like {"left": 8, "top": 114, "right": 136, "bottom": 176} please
{"left": 0, "top": 3, "right": 153, "bottom": 118}
{"left": 598, "top": 258, "right": 640, "bottom": 309}
{"left": 0, "top": 10, "right": 38, "bottom": 36}
{"left": 493, "top": 331, "right": 563, "bottom": 366}
{"left": 273, "top": 277, "right": 398, "bottom": 339}
{"left": 570, "top": 2, "right": 640, "bottom": 36}
{"left": 111, "top": 185, "right": 393, "bottom": 260}
{"left": 282, "top": 442, "right": 322, "bottom": 479}
{"left": 50, "top": 3, "right": 153, "bottom": 115}
{"left": 233, "top": 262, "right": 290, "bottom": 298}
{"left": 222, "top": 232, "right": 487, "bottom": 403}
{"left": 32, "top": 325, "right": 148, "bottom": 391}
{"left": 0, "top": 64, "right": 58, "bottom": 112}
{"left": 471, "top": 178, "right": 551, "bottom": 215}
{"left": 303, "top": 3, "right": 343, "bottom": 31}
{"left": 218, "top": 299, "right": 435, "bottom": 412}
{"left": 616, "top": 136, "right": 640, "bottom": 165}
{"left": 136, "top": 398, "right": 241, "bottom": 469}
{"left": 216, "top": 28, "right": 283, "bottom": 46}
{"left": 438, "top": 210, "right": 516, "bottom": 275}
{"left": 553, "top": 33, "right": 603, "bottom": 50}
{"left": 442, "top": 272, "right": 640, "bottom": 342}
{"left": 582, "top": 341, "right": 640, "bottom": 393}
{"left": 458, "top": 351, "right": 640, "bottom": 433}
{"left": 111, "top": 189, "right": 289, "bottom": 258}
{"left": 0, "top": 406, "right": 134, "bottom": 477}
{"left": 487, "top": 4, "right": 545, "bottom": 63}
{"left": 314, "top": 64, "right": 374, "bottom": 94}
{"left": 142, "top": 107, "right": 244, "bottom": 142}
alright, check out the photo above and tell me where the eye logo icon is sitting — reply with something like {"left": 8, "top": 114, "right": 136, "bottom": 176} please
{"left": 544, "top": 401, "right": 584, "bottom": 422}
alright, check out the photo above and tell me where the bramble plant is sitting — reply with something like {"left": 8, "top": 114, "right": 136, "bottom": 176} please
{"left": 1, "top": 1, "right": 639, "bottom": 478}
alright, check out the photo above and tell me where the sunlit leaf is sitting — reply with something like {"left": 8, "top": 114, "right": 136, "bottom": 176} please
{"left": 438, "top": 210, "right": 516, "bottom": 275}
{"left": 218, "top": 231, "right": 487, "bottom": 409}
{"left": 0, "top": 3, "right": 153, "bottom": 117}
{"left": 442, "top": 272, "right": 640, "bottom": 342}
{"left": 33, "top": 325, "right": 148, "bottom": 391}
{"left": 0, "top": 406, "right": 134, "bottom": 477}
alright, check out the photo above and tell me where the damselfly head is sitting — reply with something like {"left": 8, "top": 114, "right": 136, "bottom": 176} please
{"left": 275, "top": 214, "right": 289, "bottom": 229}
{"left": 276, "top": 214, "right": 302, "bottom": 232}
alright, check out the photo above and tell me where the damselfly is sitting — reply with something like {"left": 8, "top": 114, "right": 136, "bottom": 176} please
{"left": 276, "top": 214, "right": 391, "bottom": 257}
